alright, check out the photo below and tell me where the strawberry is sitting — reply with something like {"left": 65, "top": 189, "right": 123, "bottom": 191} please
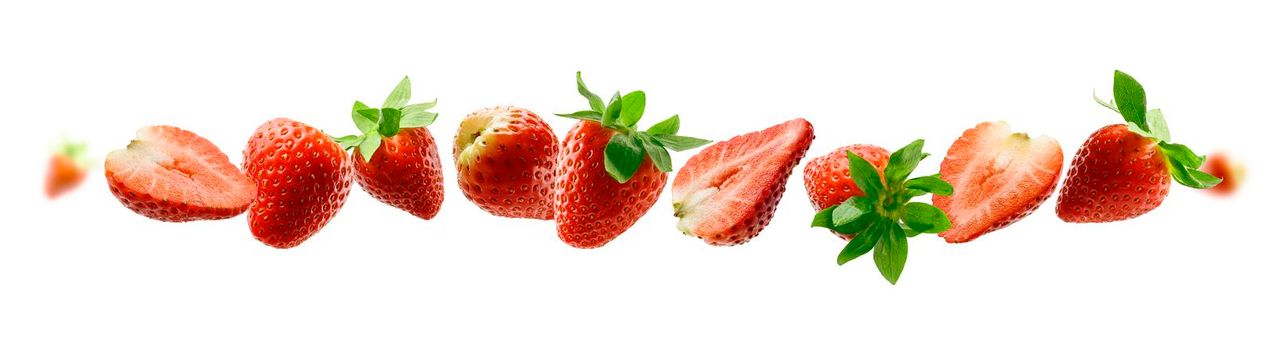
{"left": 671, "top": 119, "right": 815, "bottom": 246}
{"left": 933, "top": 121, "right": 1063, "bottom": 243}
{"left": 552, "top": 72, "right": 710, "bottom": 248}
{"left": 333, "top": 77, "right": 444, "bottom": 220}
{"left": 1056, "top": 70, "right": 1220, "bottom": 223}
{"left": 244, "top": 118, "right": 353, "bottom": 248}
{"left": 1201, "top": 151, "right": 1244, "bottom": 196}
{"left": 454, "top": 106, "right": 559, "bottom": 220}
{"left": 105, "top": 126, "right": 256, "bottom": 221}
{"left": 46, "top": 140, "right": 89, "bottom": 199}
{"left": 810, "top": 140, "right": 953, "bottom": 284}
{"left": 802, "top": 144, "right": 889, "bottom": 240}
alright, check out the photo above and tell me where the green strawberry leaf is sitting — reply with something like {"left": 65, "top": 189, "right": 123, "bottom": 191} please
{"left": 1093, "top": 90, "right": 1119, "bottom": 113}
{"left": 378, "top": 108, "right": 402, "bottom": 136}
{"left": 873, "top": 222, "right": 908, "bottom": 285}
{"left": 357, "top": 132, "right": 382, "bottom": 162}
{"left": 900, "top": 202, "right": 951, "bottom": 233}
{"left": 400, "top": 111, "right": 438, "bottom": 128}
{"left": 647, "top": 114, "right": 680, "bottom": 135}
{"left": 1161, "top": 143, "right": 1221, "bottom": 189}
{"left": 845, "top": 150, "right": 884, "bottom": 198}
{"left": 1145, "top": 109, "right": 1170, "bottom": 142}
{"left": 352, "top": 101, "right": 377, "bottom": 134}
{"left": 1113, "top": 70, "right": 1149, "bottom": 131}
{"left": 383, "top": 76, "right": 412, "bottom": 109}
{"left": 602, "top": 91, "right": 623, "bottom": 127}
{"left": 838, "top": 220, "right": 883, "bottom": 265}
{"left": 618, "top": 91, "right": 646, "bottom": 127}
{"left": 556, "top": 110, "right": 603, "bottom": 122}
{"left": 637, "top": 132, "right": 672, "bottom": 172}
{"left": 884, "top": 139, "right": 927, "bottom": 186}
{"left": 333, "top": 134, "right": 364, "bottom": 150}
{"left": 904, "top": 174, "right": 953, "bottom": 196}
{"left": 652, "top": 134, "right": 711, "bottom": 152}
{"left": 576, "top": 71, "right": 605, "bottom": 113}
{"left": 603, "top": 133, "right": 645, "bottom": 183}
{"left": 832, "top": 196, "right": 872, "bottom": 227}
{"left": 812, "top": 206, "right": 836, "bottom": 228}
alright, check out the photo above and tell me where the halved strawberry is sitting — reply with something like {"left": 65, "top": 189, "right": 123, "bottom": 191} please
{"left": 672, "top": 119, "right": 815, "bottom": 246}
{"left": 933, "top": 121, "right": 1063, "bottom": 243}
{"left": 106, "top": 125, "right": 257, "bottom": 222}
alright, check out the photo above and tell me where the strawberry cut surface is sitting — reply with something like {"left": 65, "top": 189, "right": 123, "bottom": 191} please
{"left": 672, "top": 118, "right": 815, "bottom": 246}
{"left": 934, "top": 121, "right": 1062, "bottom": 243}
{"left": 106, "top": 125, "right": 257, "bottom": 222}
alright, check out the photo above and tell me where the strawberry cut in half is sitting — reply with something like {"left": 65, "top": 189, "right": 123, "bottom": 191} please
{"left": 672, "top": 119, "right": 815, "bottom": 246}
{"left": 106, "top": 125, "right": 257, "bottom": 222}
{"left": 933, "top": 121, "right": 1063, "bottom": 243}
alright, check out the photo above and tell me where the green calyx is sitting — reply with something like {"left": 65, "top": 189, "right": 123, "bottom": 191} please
{"left": 54, "top": 138, "right": 91, "bottom": 168}
{"left": 555, "top": 71, "right": 711, "bottom": 183}
{"left": 1094, "top": 70, "right": 1220, "bottom": 189}
{"left": 810, "top": 139, "right": 953, "bottom": 285}
{"left": 333, "top": 76, "right": 439, "bottom": 162}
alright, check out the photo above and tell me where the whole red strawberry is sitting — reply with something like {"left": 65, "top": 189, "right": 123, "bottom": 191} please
{"left": 1056, "top": 70, "right": 1219, "bottom": 223}
{"left": 454, "top": 106, "right": 559, "bottom": 220}
{"left": 672, "top": 119, "right": 814, "bottom": 246}
{"left": 106, "top": 126, "right": 256, "bottom": 221}
{"left": 244, "top": 118, "right": 353, "bottom": 248}
{"left": 802, "top": 144, "right": 889, "bottom": 240}
{"left": 552, "top": 72, "right": 710, "bottom": 248}
{"left": 334, "top": 77, "right": 444, "bottom": 220}
{"left": 804, "top": 145, "right": 890, "bottom": 212}
{"left": 46, "top": 139, "right": 90, "bottom": 199}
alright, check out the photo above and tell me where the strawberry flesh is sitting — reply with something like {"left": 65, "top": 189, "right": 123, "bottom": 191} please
{"left": 106, "top": 125, "right": 256, "bottom": 222}
{"left": 671, "top": 118, "right": 815, "bottom": 246}
{"left": 934, "top": 121, "right": 1063, "bottom": 243}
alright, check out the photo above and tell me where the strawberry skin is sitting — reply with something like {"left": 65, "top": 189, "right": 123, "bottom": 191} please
{"left": 1056, "top": 124, "right": 1170, "bottom": 223}
{"left": 803, "top": 144, "right": 890, "bottom": 211}
{"left": 934, "top": 121, "right": 1063, "bottom": 243}
{"left": 243, "top": 118, "right": 354, "bottom": 248}
{"left": 354, "top": 127, "right": 445, "bottom": 220}
{"left": 672, "top": 119, "right": 815, "bottom": 246}
{"left": 46, "top": 153, "right": 87, "bottom": 199}
{"left": 105, "top": 126, "right": 256, "bottom": 221}
{"left": 454, "top": 106, "right": 559, "bottom": 220}
{"left": 554, "top": 120, "right": 667, "bottom": 248}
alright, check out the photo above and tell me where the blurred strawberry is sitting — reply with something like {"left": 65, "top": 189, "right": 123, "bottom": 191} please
{"left": 1201, "top": 151, "right": 1245, "bottom": 196}
{"left": 46, "top": 140, "right": 89, "bottom": 199}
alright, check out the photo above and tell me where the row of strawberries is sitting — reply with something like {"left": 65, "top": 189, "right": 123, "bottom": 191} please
{"left": 90, "top": 71, "right": 1238, "bottom": 284}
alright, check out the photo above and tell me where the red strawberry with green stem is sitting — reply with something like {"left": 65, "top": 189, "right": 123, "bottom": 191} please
{"left": 244, "top": 118, "right": 353, "bottom": 248}
{"left": 811, "top": 140, "right": 953, "bottom": 284}
{"left": 333, "top": 77, "right": 445, "bottom": 220}
{"left": 1056, "top": 70, "right": 1220, "bottom": 222}
{"left": 552, "top": 72, "right": 711, "bottom": 248}
{"left": 454, "top": 106, "right": 559, "bottom": 220}
{"left": 106, "top": 126, "right": 257, "bottom": 222}
{"left": 672, "top": 119, "right": 815, "bottom": 246}
{"left": 803, "top": 144, "right": 890, "bottom": 240}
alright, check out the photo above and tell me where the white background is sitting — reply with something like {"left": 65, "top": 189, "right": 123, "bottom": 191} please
{"left": 2, "top": 1, "right": 1268, "bottom": 348}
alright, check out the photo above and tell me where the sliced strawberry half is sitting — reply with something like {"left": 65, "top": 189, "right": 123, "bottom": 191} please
{"left": 105, "top": 125, "right": 257, "bottom": 222}
{"left": 671, "top": 118, "right": 815, "bottom": 246}
{"left": 933, "top": 121, "right": 1063, "bottom": 243}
